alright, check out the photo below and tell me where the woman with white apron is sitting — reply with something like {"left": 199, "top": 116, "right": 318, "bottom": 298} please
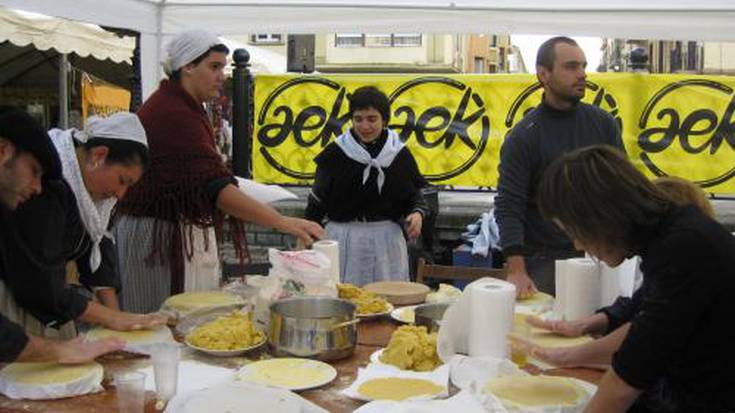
{"left": 305, "top": 86, "right": 429, "bottom": 286}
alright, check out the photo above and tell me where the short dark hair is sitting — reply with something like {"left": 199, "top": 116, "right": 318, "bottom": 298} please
{"left": 537, "top": 145, "right": 671, "bottom": 250}
{"left": 170, "top": 44, "right": 230, "bottom": 80}
{"left": 348, "top": 86, "right": 391, "bottom": 124}
{"left": 536, "top": 36, "right": 579, "bottom": 71}
{"left": 0, "top": 106, "right": 61, "bottom": 179}
{"left": 75, "top": 137, "right": 149, "bottom": 169}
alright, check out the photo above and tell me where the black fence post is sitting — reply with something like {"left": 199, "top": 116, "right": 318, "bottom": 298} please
{"left": 231, "top": 48, "right": 252, "bottom": 178}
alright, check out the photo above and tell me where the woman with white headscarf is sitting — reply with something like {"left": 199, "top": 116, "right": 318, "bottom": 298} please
{"left": 0, "top": 112, "right": 168, "bottom": 339}
{"left": 115, "top": 29, "right": 324, "bottom": 313}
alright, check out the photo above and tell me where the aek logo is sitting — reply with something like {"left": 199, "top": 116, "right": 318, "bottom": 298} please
{"left": 638, "top": 79, "right": 735, "bottom": 188}
{"left": 504, "top": 80, "right": 622, "bottom": 132}
{"left": 256, "top": 76, "right": 490, "bottom": 182}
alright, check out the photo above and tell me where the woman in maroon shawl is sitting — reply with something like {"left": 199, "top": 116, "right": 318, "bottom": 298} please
{"left": 115, "top": 30, "right": 323, "bottom": 313}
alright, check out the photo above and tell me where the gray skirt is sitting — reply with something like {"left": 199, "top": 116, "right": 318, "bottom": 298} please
{"left": 326, "top": 220, "right": 409, "bottom": 287}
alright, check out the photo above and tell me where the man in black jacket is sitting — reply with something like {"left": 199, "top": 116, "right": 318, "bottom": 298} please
{"left": 0, "top": 107, "right": 123, "bottom": 363}
{"left": 495, "top": 36, "right": 624, "bottom": 297}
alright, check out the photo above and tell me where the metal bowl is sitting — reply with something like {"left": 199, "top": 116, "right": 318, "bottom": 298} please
{"left": 414, "top": 302, "right": 449, "bottom": 333}
{"left": 269, "top": 297, "right": 358, "bottom": 361}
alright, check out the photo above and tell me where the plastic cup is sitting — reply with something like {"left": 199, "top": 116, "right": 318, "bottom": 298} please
{"left": 151, "top": 343, "right": 180, "bottom": 401}
{"left": 115, "top": 371, "right": 146, "bottom": 413}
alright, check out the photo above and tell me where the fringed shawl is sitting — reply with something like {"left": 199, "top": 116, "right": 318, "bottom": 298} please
{"left": 117, "top": 79, "right": 248, "bottom": 294}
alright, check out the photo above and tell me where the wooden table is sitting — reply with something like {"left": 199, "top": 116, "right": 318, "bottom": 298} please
{"left": 0, "top": 319, "right": 604, "bottom": 413}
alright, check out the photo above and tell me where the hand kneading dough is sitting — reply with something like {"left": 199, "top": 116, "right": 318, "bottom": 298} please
{"left": 1, "top": 362, "right": 102, "bottom": 385}
{"left": 358, "top": 378, "right": 443, "bottom": 401}
{"left": 484, "top": 375, "right": 586, "bottom": 407}
{"left": 163, "top": 291, "right": 244, "bottom": 313}
{"left": 379, "top": 325, "right": 442, "bottom": 371}
{"left": 513, "top": 314, "right": 593, "bottom": 348}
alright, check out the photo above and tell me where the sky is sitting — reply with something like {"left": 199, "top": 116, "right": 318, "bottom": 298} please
{"left": 512, "top": 35, "right": 603, "bottom": 73}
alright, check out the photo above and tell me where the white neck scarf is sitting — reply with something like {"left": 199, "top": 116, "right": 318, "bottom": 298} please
{"left": 335, "top": 129, "right": 405, "bottom": 194}
{"left": 48, "top": 129, "right": 116, "bottom": 272}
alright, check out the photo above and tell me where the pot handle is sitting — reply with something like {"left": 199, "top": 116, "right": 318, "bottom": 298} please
{"left": 330, "top": 318, "right": 360, "bottom": 331}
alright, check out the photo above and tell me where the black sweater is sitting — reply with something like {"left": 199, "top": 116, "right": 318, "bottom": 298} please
{"left": 305, "top": 130, "right": 428, "bottom": 224}
{"left": 611, "top": 206, "right": 735, "bottom": 411}
{"left": 495, "top": 100, "right": 623, "bottom": 256}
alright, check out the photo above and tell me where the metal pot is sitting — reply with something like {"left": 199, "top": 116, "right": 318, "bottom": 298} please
{"left": 268, "top": 297, "right": 358, "bottom": 361}
{"left": 414, "top": 302, "right": 449, "bottom": 333}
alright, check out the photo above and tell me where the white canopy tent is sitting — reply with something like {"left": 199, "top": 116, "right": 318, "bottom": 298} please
{"left": 3, "top": 0, "right": 734, "bottom": 98}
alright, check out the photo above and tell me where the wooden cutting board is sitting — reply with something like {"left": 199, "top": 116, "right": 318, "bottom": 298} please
{"left": 363, "top": 281, "right": 430, "bottom": 305}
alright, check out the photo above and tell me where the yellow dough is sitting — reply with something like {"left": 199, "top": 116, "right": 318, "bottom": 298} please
{"left": 396, "top": 308, "right": 415, "bottom": 323}
{"left": 484, "top": 375, "right": 586, "bottom": 408}
{"left": 187, "top": 311, "right": 265, "bottom": 350}
{"left": 337, "top": 283, "right": 389, "bottom": 315}
{"left": 163, "top": 291, "right": 244, "bottom": 313}
{"left": 0, "top": 362, "right": 102, "bottom": 385}
{"left": 380, "top": 325, "right": 442, "bottom": 372}
{"left": 86, "top": 325, "right": 168, "bottom": 343}
{"left": 239, "top": 358, "right": 335, "bottom": 389}
{"left": 513, "top": 313, "right": 593, "bottom": 348}
{"left": 516, "top": 292, "right": 554, "bottom": 306}
{"left": 358, "top": 378, "right": 443, "bottom": 401}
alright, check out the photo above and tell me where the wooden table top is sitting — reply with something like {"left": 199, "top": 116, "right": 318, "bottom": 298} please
{"left": 0, "top": 318, "right": 604, "bottom": 413}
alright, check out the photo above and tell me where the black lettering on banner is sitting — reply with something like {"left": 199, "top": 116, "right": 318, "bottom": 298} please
{"left": 638, "top": 79, "right": 735, "bottom": 188}
{"left": 257, "top": 76, "right": 491, "bottom": 182}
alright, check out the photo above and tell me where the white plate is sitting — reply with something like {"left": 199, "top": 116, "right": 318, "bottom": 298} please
{"left": 357, "top": 303, "right": 394, "bottom": 319}
{"left": 390, "top": 305, "right": 417, "bottom": 324}
{"left": 184, "top": 337, "right": 266, "bottom": 357}
{"left": 237, "top": 358, "right": 337, "bottom": 391}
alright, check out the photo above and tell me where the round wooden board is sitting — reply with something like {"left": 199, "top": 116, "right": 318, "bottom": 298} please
{"left": 362, "top": 281, "right": 430, "bottom": 305}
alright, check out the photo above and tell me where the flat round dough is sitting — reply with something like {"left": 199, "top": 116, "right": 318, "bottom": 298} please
{"left": 86, "top": 325, "right": 171, "bottom": 344}
{"left": 513, "top": 314, "right": 593, "bottom": 348}
{"left": 163, "top": 291, "right": 244, "bottom": 313}
{"left": 237, "top": 358, "right": 336, "bottom": 390}
{"left": 484, "top": 375, "right": 586, "bottom": 407}
{"left": 1, "top": 362, "right": 102, "bottom": 385}
{"left": 358, "top": 377, "right": 443, "bottom": 401}
{"left": 180, "top": 384, "right": 302, "bottom": 413}
{"left": 516, "top": 292, "right": 554, "bottom": 306}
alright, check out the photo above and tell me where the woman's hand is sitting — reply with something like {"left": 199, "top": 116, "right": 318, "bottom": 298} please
{"left": 508, "top": 333, "right": 573, "bottom": 367}
{"left": 275, "top": 216, "right": 325, "bottom": 247}
{"left": 405, "top": 212, "right": 423, "bottom": 241}
{"left": 55, "top": 336, "right": 125, "bottom": 364}
{"left": 525, "top": 315, "right": 589, "bottom": 337}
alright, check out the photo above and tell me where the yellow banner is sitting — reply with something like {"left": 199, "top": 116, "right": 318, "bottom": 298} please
{"left": 81, "top": 75, "right": 131, "bottom": 122}
{"left": 253, "top": 74, "right": 735, "bottom": 194}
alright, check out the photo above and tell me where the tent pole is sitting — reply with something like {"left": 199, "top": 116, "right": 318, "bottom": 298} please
{"left": 58, "top": 53, "right": 69, "bottom": 129}
{"left": 231, "top": 48, "right": 252, "bottom": 178}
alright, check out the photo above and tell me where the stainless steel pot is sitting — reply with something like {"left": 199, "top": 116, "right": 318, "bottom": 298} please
{"left": 268, "top": 297, "right": 358, "bottom": 360}
{"left": 414, "top": 302, "right": 449, "bottom": 333}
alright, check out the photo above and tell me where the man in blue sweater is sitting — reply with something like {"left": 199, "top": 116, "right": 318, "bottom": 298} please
{"left": 495, "top": 36, "right": 624, "bottom": 297}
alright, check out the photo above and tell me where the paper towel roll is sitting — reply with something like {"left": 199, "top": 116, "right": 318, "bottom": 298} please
{"left": 312, "top": 240, "right": 340, "bottom": 284}
{"left": 561, "top": 258, "right": 601, "bottom": 321}
{"left": 467, "top": 279, "right": 516, "bottom": 358}
{"left": 554, "top": 260, "right": 568, "bottom": 317}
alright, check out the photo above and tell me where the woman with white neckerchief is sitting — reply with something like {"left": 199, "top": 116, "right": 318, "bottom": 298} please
{"left": 305, "top": 86, "right": 429, "bottom": 286}
{"left": 0, "top": 112, "right": 168, "bottom": 339}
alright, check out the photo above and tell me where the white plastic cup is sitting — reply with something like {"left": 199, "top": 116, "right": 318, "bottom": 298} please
{"left": 115, "top": 371, "right": 146, "bottom": 413}
{"left": 151, "top": 343, "right": 180, "bottom": 401}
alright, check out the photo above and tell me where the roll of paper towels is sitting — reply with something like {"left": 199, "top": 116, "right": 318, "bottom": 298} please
{"left": 312, "top": 240, "right": 340, "bottom": 284}
{"left": 467, "top": 279, "right": 516, "bottom": 358}
{"left": 560, "top": 258, "right": 601, "bottom": 321}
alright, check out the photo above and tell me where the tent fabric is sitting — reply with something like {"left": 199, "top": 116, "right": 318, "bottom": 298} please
{"left": 5, "top": 0, "right": 734, "bottom": 98}
{"left": 0, "top": 6, "right": 135, "bottom": 64}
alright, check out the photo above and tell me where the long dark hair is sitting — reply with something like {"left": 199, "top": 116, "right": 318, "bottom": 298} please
{"left": 537, "top": 145, "right": 671, "bottom": 250}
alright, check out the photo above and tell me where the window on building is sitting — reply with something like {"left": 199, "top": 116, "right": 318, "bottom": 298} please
{"left": 490, "top": 35, "right": 498, "bottom": 48}
{"left": 335, "top": 33, "right": 422, "bottom": 47}
{"left": 474, "top": 57, "right": 485, "bottom": 73}
{"left": 250, "top": 34, "right": 283, "bottom": 44}
{"left": 687, "top": 41, "right": 699, "bottom": 71}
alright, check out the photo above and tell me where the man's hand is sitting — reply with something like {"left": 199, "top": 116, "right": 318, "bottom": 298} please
{"left": 54, "top": 337, "right": 125, "bottom": 364}
{"left": 405, "top": 212, "right": 423, "bottom": 241}
{"left": 275, "top": 216, "right": 325, "bottom": 248}
{"left": 106, "top": 312, "right": 169, "bottom": 331}
{"left": 505, "top": 255, "right": 538, "bottom": 299}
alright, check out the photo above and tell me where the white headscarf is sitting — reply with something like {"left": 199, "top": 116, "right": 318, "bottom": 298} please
{"left": 162, "top": 29, "right": 222, "bottom": 76}
{"left": 335, "top": 129, "right": 405, "bottom": 194}
{"left": 49, "top": 112, "right": 147, "bottom": 272}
